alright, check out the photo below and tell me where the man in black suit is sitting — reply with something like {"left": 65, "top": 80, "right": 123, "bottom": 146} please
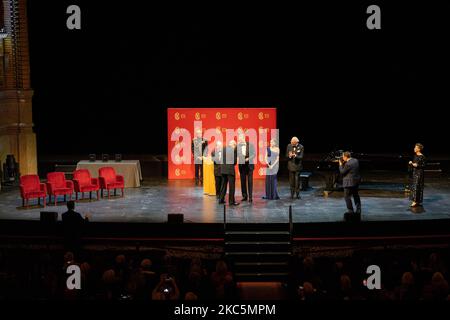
{"left": 237, "top": 134, "right": 255, "bottom": 202}
{"left": 211, "top": 141, "right": 224, "bottom": 199}
{"left": 219, "top": 140, "right": 239, "bottom": 205}
{"left": 286, "top": 137, "right": 304, "bottom": 199}
{"left": 339, "top": 151, "right": 362, "bottom": 220}
{"left": 61, "top": 201, "right": 90, "bottom": 253}
{"left": 191, "top": 129, "right": 208, "bottom": 185}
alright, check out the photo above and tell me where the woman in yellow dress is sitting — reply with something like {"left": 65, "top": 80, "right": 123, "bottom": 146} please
{"left": 203, "top": 155, "right": 216, "bottom": 196}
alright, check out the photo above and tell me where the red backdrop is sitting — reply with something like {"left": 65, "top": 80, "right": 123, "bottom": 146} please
{"left": 167, "top": 108, "right": 277, "bottom": 180}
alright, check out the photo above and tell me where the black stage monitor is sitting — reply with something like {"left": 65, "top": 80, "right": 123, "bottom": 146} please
{"left": 115, "top": 154, "right": 122, "bottom": 162}
{"left": 89, "top": 154, "right": 96, "bottom": 162}
{"left": 167, "top": 214, "right": 184, "bottom": 224}
{"left": 40, "top": 211, "right": 58, "bottom": 223}
{"left": 102, "top": 154, "right": 109, "bottom": 162}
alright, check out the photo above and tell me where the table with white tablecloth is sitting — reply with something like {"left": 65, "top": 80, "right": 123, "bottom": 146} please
{"left": 76, "top": 160, "right": 142, "bottom": 188}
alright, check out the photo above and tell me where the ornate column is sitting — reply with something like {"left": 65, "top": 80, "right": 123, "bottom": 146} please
{"left": 0, "top": 0, "right": 37, "bottom": 175}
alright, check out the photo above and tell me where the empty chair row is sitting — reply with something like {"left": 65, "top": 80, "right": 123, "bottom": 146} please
{"left": 19, "top": 167, "right": 125, "bottom": 207}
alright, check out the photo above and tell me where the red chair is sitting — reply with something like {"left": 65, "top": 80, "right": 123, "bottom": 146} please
{"left": 19, "top": 175, "right": 47, "bottom": 207}
{"left": 73, "top": 169, "right": 100, "bottom": 200}
{"left": 46, "top": 172, "right": 74, "bottom": 205}
{"left": 98, "top": 167, "right": 124, "bottom": 198}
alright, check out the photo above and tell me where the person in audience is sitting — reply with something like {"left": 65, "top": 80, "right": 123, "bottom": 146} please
{"left": 152, "top": 274, "right": 180, "bottom": 300}
{"left": 61, "top": 201, "right": 90, "bottom": 253}
{"left": 101, "top": 269, "right": 120, "bottom": 300}
{"left": 395, "top": 272, "right": 418, "bottom": 300}
{"left": 211, "top": 260, "right": 234, "bottom": 299}
{"left": 185, "top": 291, "right": 198, "bottom": 300}
{"left": 298, "top": 282, "right": 317, "bottom": 301}
{"left": 128, "top": 258, "right": 158, "bottom": 300}
{"left": 338, "top": 275, "right": 353, "bottom": 300}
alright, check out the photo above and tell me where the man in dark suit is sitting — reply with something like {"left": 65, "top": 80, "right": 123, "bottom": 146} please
{"left": 219, "top": 140, "right": 239, "bottom": 205}
{"left": 211, "top": 141, "right": 224, "bottom": 199}
{"left": 286, "top": 137, "right": 304, "bottom": 199}
{"left": 339, "top": 151, "right": 362, "bottom": 220}
{"left": 237, "top": 134, "right": 255, "bottom": 202}
{"left": 61, "top": 201, "right": 90, "bottom": 253}
{"left": 191, "top": 129, "right": 208, "bottom": 185}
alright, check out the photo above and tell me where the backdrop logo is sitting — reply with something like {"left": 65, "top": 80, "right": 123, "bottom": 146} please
{"left": 66, "top": 265, "right": 81, "bottom": 290}
{"left": 364, "top": 265, "right": 381, "bottom": 290}
{"left": 175, "top": 168, "right": 180, "bottom": 176}
{"left": 195, "top": 112, "right": 201, "bottom": 120}
{"left": 175, "top": 112, "right": 180, "bottom": 120}
{"left": 238, "top": 112, "right": 243, "bottom": 120}
{"left": 258, "top": 112, "right": 264, "bottom": 120}
{"left": 216, "top": 112, "right": 221, "bottom": 120}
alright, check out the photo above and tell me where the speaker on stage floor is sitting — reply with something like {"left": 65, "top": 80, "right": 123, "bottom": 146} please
{"left": 167, "top": 214, "right": 184, "bottom": 224}
{"left": 40, "top": 211, "right": 58, "bottom": 223}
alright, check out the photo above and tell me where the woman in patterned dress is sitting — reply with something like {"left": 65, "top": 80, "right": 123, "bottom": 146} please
{"left": 408, "top": 143, "right": 426, "bottom": 207}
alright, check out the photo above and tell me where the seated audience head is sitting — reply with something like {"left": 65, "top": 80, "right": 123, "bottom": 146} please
{"left": 140, "top": 258, "right": 152, "bottom": 271}
{"left": 401, "top": 272, "right": 415, "bottom": 286}
{"left": 67, "top": 201, "right": 75, "bottom": 211}
{"left": 185, "top": 292, "right": 198, "bottom": 300}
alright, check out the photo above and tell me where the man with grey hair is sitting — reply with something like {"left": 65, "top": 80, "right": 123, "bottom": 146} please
{"left": 286, "top": 137, "right": 304, "bottom": 199}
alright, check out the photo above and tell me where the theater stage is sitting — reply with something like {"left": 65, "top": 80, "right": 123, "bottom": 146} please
{"left": 1, "top": 171, "right": 449, "bottom": 224}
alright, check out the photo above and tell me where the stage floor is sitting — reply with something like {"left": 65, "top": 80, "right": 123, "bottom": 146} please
{"left": 1, "top": 171, "right": 450, "bottom": 224}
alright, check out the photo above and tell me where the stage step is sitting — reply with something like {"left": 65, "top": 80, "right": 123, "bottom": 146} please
{"left": 224, "top": 223, "right": 292, "bottom": 282}
{"left": 225, "top": 231, "right": 291, "bottom": 242}
{"left": 225, "top": 241, "right": 291, "bottom": 252}
{"left": 235, "top": 272, "right": 290, "bottom": 282}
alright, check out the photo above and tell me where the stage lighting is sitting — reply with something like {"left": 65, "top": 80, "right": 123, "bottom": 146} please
{"left": 102, "top": 154, "right": 109, "bottom": 162}
{"left": 115, "top": 154, "right": 122, "bottom": 162}
{"left": 88, "top": 154, "right": 96, "bottom": 162}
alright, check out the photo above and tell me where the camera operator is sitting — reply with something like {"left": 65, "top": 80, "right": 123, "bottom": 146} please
{"left": 338, "top": 151, "right": 361, "bottom": 221}
{"left": 152, "top": 274, "right": 180, "bottom": 300}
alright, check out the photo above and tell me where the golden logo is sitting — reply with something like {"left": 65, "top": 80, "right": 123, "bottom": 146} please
{"left": 195, "top": 112, "right": 201, "bottom": 120}
{"left": 175, "top": 168, "right": 180, "bottom": 176}
{"left": 258, "top": 112, "right": 264, "bottom": 120}
{"left": 237, "top": 112, "right": 243, "bottom": 120}
{"left": 175, "top": 112, "right": 180, "bottom": 120}
{"left": 216, "top": 112, "right": 221, "bottom": 120}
